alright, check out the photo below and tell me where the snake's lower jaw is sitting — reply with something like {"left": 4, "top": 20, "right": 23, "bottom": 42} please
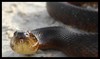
{"left": 10, "top": 37, "right": 39, "bottom": 55}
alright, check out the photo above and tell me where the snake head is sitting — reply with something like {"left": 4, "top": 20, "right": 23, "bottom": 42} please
{"left": 10, "top": 31, "right": 39, "bottom": 55}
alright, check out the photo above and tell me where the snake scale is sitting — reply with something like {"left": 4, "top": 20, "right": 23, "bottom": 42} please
{"left": 10, "top": 2, "right": 98, "bottom": 57}
{"left": 31, "top": 26, "right": 98, "bottom": 57}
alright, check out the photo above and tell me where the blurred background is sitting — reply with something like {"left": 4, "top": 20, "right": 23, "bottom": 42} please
{"left": 2, "top": 2, "right": 67, "bottom": 57}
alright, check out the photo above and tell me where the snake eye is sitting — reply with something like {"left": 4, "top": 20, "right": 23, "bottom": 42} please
{"left": 24, "top": 32, "right": 29, "bottom": 37}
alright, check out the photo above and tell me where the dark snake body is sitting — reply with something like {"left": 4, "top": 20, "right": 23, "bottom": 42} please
{"left": 31, "top": 26, "right": 98, "bottom": 57}
{"left": 12, "top": 2, "right": 98, "bottom": 57}
{"left": 46, "top": 2, "right": 98, "bottom": 32}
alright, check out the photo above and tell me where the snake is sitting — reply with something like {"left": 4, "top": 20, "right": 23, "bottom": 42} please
{"left": 9, "top": 2, "right": 98, "bottom": 57}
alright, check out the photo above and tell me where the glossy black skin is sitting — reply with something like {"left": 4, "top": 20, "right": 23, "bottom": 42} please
{"left": 30, "top": 26, "right": 98, "bottom": 57}
{"left": 46, "top": 2, "right": 98, "bottom": 32}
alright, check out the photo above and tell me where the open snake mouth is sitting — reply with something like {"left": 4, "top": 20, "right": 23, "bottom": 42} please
{"left": 10, "top": 31, "right": 39, "bottom": 55}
